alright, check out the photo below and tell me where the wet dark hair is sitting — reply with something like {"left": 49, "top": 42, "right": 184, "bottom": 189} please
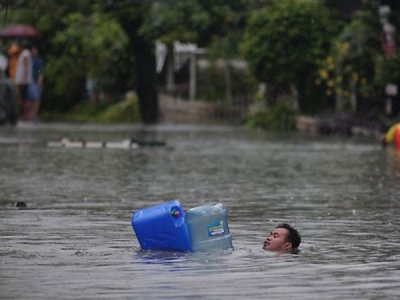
{"left": 276, "top": 223, "right": 301, "bottom": 249}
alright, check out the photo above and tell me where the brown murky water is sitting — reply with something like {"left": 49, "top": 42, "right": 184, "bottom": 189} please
{"left": 1, "top": 122, "right": 400, "bottom": 299}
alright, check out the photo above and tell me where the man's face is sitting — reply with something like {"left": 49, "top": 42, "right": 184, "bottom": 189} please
{"left": 263, "top": 227, "right": 292, "bottom": 251}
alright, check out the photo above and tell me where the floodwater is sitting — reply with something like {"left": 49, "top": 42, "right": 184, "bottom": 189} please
{"left": 1, "top": 122, "right": 400, "bottom": 300}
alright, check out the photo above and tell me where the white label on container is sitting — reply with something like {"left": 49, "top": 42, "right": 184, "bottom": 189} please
{"left": 207, "top": 220, "right": 225, "bottom": 237}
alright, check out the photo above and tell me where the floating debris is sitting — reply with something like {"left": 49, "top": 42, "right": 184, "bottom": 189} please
{"left": 47, "top": 138, "right": 166, "bottom": 149}
{"left": 16, "top": 201, "right": 27, "bottom": 209}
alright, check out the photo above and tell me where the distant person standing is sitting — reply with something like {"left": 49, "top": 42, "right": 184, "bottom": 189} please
{"left": 7, "top": 43, "right": 22, "bottom": 82}
{"left": 6, "top": 43, "right": 22, "bottom": 112}
{"left": 14, "top": 41, "right": 32, "bottom": 121}
{"left": 28, "top": 46, "right": 44, "bottom": 121}
{"left": 381, "top": 122, "right": 400, "bottom": 149}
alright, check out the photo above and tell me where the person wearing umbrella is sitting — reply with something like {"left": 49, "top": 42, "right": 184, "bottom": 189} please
{"left": 14, "top": 40, "right": 32, "bottom": 120}
{"left": 1, "top": 25, "right": 39, "bottom": 82}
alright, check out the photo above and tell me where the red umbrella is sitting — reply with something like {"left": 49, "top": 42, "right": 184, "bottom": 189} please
{"left": 0, "top": 25, "right": 40, "bottom": 38}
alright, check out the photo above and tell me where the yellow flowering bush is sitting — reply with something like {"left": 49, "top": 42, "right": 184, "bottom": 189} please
{"left": 315, "top": 0, "right": 382, "bottom": 111}
{"left": 316, "top": 42, "right": 371, "bottom": 110}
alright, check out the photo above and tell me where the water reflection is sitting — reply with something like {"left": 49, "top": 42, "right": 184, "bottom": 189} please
{"left": 1, "top": 123, "right": 400, "bottom": 299}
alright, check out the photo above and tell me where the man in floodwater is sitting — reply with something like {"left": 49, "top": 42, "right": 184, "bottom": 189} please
{"left": 263, "top": 223, "right": 301, "bottom": 252}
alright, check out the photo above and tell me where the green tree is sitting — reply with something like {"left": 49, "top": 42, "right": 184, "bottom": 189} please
{"left": 44, "top": 11, "right": 129, "bottom": 111}
{"left": 241, "top": 0, "right": 334, "bottom": 110}
{"left": 316, "top": 0, "right": 383, "bottom": 112}
{"left": 4, "top": 1, "right": 95, "bottom": 64}
{"left": 5, "top": 0, "right": 155, "bottom": 123}
{"left": 3, "top": 0, "right": 260, "bottom": 123}
{"left": 104, "top": 1, "right": 160, "bottom": 124}
{"left": 5, "top": 1, "right": 132, "bottom": 112}
{"left": 139, "top": 0, "right": 247, "bottom": 46}
{"left": 138, "top": 0, "right": 248, "bottom": 95}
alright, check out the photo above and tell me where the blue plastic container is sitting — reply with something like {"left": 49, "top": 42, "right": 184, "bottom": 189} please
{"left": 185, "top": 202, "right": 233, "bottom": 252}
{"left": 132, "top": 200, "right": 192, "bottom": 251}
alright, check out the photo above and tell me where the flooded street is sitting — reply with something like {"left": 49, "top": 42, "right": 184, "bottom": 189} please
{"left": 1, "top": 122, "right": 400, "bottom": 299}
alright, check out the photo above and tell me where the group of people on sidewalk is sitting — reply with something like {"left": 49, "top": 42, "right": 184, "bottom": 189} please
{"left": 8, "top": 40, "right": 44, "bottom": 121}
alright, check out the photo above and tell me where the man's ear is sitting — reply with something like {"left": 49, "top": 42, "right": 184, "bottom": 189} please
{"left": 284, "top": 242, "right": 293, "bottom": 249}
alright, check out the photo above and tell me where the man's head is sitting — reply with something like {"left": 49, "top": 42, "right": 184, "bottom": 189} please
{"left": 263, "top": 223, "right": 301, "bottom": 251}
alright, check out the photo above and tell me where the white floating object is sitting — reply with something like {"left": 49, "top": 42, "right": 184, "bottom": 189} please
{"left": 65, "top": 142, "right": 84, "bottom": 148}
{"left": 58, "top": 138, "right": 84, "bottom": 148}
{"left": 47, "top": 141, "right": 63, "bottom": 147}
{"left": 85, "top": 141, "right": 104, "bottom": 148}
{"left": 105, "top": 139, "right": 131, "bottom": 149}
{"left": 46, "top": 137, "right": 165, "bottom": 150}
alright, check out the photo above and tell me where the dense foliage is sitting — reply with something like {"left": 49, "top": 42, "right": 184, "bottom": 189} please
{"left": 316, "top": 0, "right": 383, "bottom": 112}
{"left": 246, "top": 103, "right": 297, "bottom": 131}
{"left": 1, "top": 0, "right": 399, "bottom": 127}
{"left": 241, "top": 0, "right": 334, "bottom": 91}
{"left": 45, "top": 12, "right": 129, "bottom": 111}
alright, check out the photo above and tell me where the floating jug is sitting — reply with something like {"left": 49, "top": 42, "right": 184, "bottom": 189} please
{"left": 185, "top": 202, "right": 233, "bottom": 252}
{"left": 132, "top": 200, "right": 192, "bottom": 251}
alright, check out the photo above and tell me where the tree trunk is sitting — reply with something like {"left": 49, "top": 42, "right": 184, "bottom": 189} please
{"left": 121, "top": 19, "right": 158, "bottom": 124}
{"left": 224, "top": 60, "right": 233, "bottom": 103}
{"left": 131, "top": 36, "right": 159, "bottom": 124}
{"left": 189, "top": 52, "right": 197, "bottom": 101}
{"left": 166, "top": 45, "right": 175, "bottom": 94}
